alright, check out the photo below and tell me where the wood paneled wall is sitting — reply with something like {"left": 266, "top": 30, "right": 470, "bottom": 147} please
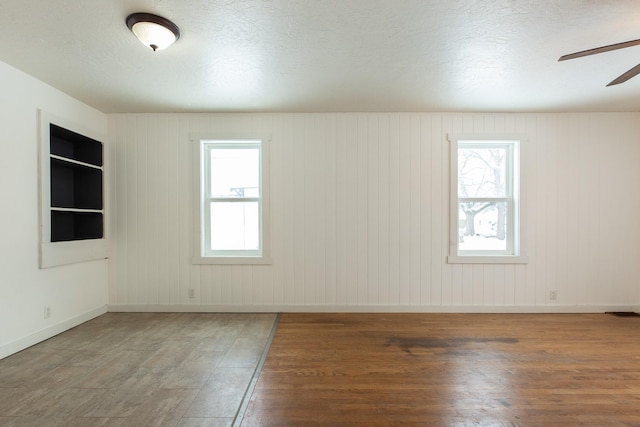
{"left": 107, "top": 113, "right": 640, "bottom": 311}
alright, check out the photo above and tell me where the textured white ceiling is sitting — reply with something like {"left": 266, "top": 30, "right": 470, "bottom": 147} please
{"left": 1, "top": 0, "right": 639, "bottom": 113}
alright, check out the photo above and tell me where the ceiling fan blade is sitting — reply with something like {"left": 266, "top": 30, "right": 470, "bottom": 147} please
{"left": 607, "top": 63, "right": 640, "bottom": 86}
{"left": 558, "top": 38, "right": 640, "bottom": 61}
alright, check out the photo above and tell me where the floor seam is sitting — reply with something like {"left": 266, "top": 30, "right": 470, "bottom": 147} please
{"left": 232, "top": 312, "right": 281, "bottom": 427}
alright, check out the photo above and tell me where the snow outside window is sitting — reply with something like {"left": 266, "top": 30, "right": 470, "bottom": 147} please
{"left": 448, "top": 134, "right": 528, "bottom": 264}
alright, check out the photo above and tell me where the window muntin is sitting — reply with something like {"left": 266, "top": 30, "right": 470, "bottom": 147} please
{"left": 449, "top": 136, "right": 526, "bottom": 263}
{"left": 201, "top": 140, "right": 264, "bottom": 258}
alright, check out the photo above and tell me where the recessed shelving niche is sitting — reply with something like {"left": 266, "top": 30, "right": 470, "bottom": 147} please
{"left": 39, "top": 111, "right": 107, "bottom": 268}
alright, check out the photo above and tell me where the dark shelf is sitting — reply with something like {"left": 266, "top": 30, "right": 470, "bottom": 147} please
{"left": 50, "top": 124, "right": 102, "bottom": 167}
{"left": 50, "top": 158, "right": 102, "bottom": 210}
{"left": 47, "top": 122, "right": 104, "bottom": 243}
{"left": 51, "top": 211, "right": 103, "bottom": 242}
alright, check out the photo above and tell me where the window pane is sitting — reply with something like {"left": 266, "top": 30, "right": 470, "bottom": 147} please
{"left": 458, "top": 147, "right": 507, "bottom": 197}
{"left": 458, "top": 201, "right": 508, "bottom": 251}
{"left": 210, "top": 148, "right": 259, "bottom": 198}
{"left": 209, "top": 202, "right": 259, "bottom": 251}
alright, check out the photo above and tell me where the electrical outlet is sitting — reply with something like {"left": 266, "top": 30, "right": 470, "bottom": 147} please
{"left": 44, "top": 306, "right": 51, "bottom": 319}
{"left": 549, "top": 290, "right": 557, "bottom": 301}
{"left": 188, "top": 289, "right": 195, "bottom": 298}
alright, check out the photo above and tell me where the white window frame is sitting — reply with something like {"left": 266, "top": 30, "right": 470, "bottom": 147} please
{"left": 447, "top": 134, "right": 528, "bottom": 264}
{"left": 192, "top": 135, "right": 271, "bottom": 265}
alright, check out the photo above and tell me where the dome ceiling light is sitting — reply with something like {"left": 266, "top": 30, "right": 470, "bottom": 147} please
{"left": 126, "top": 12, "right": 180, "bottom": 51}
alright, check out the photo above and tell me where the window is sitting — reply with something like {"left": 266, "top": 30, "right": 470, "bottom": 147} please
{"left": 448, "top": 134, "right": 527, "bottom": 264}
{"left": 193, "top": 138, "right": 270, "bottom": 264}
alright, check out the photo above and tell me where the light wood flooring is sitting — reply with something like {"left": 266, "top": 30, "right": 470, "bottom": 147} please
{"left": 0, "top": 312, "right": 278, "bottom": 426}
{"left": 241, "top": 312, "right": 640, "bottom": 426}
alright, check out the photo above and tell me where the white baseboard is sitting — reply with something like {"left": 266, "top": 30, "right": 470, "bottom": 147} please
{"left": 0, "top": 305, "right": 108, "bottom": 360}
{"left": 107, "top": 304, "right": 639, "bottom": 314}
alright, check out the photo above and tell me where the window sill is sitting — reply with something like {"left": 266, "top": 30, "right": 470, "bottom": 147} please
{"left": 447, "top": 255, "right": 529, "bottom": 264}
{"left": 191, "top": 256, "right": 272, "bottom": 265}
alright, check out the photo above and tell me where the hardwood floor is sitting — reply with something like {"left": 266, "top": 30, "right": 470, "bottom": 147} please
{"left": 4, "top": 312, "right": 640, "bottom": 426}
{"left": 0, "top": 312, "right": 278, "bottom": 426}
{"left": 241, "top": 313, "right": 640, "bottom": 426}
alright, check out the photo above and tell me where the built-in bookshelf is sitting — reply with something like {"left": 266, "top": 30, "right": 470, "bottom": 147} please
{"left": 39, "top": 111, "right": 107, "bottom": 268}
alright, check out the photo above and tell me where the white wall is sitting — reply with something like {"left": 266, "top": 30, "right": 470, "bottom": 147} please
{"left": 0, "top": 61, "right": 108, "bottom": 359}
{"left": 107, "top": 112, "right": 640, "bottom": 312}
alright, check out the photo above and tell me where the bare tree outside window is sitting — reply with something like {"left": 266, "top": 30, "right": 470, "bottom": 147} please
{"left": 457, "top": 143, "right": 512, "bottom": 252}
{"left": 448, "top": 135, "right": 525, "bottom": 263}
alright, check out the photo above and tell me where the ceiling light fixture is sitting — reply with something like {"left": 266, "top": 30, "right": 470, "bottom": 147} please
{"left": 126, "top": 13, "right": 180, "bottom": 51}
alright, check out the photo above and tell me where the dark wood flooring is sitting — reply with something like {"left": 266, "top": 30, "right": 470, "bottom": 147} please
{"left": 241, "top": 313, "right": 640, "bottom": 426}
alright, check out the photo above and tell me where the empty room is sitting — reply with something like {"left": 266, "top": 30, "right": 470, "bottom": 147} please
{"left": 2, "top": 1, "right": 640, "bottom": 425}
